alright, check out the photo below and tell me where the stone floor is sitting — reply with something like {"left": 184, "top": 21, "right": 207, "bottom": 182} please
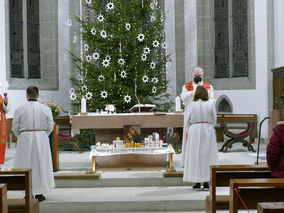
{"left": 2, "top": 142, "right": 267, "bottom": 213}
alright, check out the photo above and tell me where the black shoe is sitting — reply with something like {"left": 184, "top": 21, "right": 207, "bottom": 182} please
{"left": 192, "top": 183, "right": 201, "bottom": 190}
{"left": 203, "top": 182, "right": 210, "bottom": 191}
{"left": 35, "top": 194, "right": 46, "bottom": 202}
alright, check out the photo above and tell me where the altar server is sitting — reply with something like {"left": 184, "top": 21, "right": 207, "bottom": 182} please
{"left": 180, "top": 67, "right": 215, "bottom": 168}
{"left": 183, "top": 86, "right": 218, "bottom": 190}
{"left": 0, "top": 93, "right": 8, "bottom": 165}
{"left": 13, "top": 86, "right": 54, "bottom": 202}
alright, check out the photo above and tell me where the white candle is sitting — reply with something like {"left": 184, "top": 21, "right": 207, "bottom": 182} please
{"left": 81, "top": 97, "right": 87, "bottom": 113}
{"left": 175, "top": 96, "right": 181, "bottom": 112}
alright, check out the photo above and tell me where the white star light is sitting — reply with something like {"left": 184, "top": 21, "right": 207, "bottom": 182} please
{"left": 92, "top": 52, "right": 100, "bottom": 60}
{"left": 142, "top": 75, "right": 149, "bottom": 83}
{"left": 117, "top": 58, "right": 125, "bottom": 65}
{"left": 101, "top": 90, "right": 108, "bottom": 99}
{"left": 152, "top": 77, "right": 159, "bottom": 84}
{"left": 67, "top": 19, "right": 72, "bottom": 27}
{"left": 70, "top": 93, "right": 77, "bottom": 101}
{"left": 137, "top": 33, "right": 145, "bottom": 42}
{"left": 143, "top": 47, "right": 150, "bottom": 54}
{"left": 120, "top": 70, "right": 127, "bottom": 78}
{"left": 152, "top": 0, "right": 158, "bottom": 6}
{"left": 141, "top": 53, "right": 147, "bottom": 61}
{"left": 161, "top": 42, "right": 167, "bottom": 49}
{"left": 98, "top": 74, "right": 105, "bottom": 82}
{"left": 82, "top": 84, "right": 88, "bottom": 91}
{"left": 86, "top": 92, "right": 93, "bottom": 100}
{"left": 106, "top": 2, "right": 115, "bottom": 10}
{"left": 69, "top": 88, "right": 75, "bottom": 94}
{"left": 102, "top": 59, "right": 110, "bottom": 67}
{"left": 124, "top": 95, "right": 131, "bottom": 103}
{"left": 77, "top": 74, "right": 84, "bottom": 82}
{"left": 98, "top": 14, "right": 104, "bottom": 22}
{"left": 91, "top": 28, "right": 96, "bottom": 35}
{"left": 152, "top": 86, "right": 157, "bottom": 94}
{"left": 86, "top": 55, "right": 92, "bottom": 62}
{"left": 73, "top": 36, "right": 77, "bottom": 43}
{"left": 105, "top": 55, "right": 111, "bottom": 61}
{"left": 85, "top": 0, "right": 91, "bottom": 4}
{"left": 125, "top": 23, "right": 131, "bottom": 31}
{"left": 100, "top": 30, "right": 107, "bottom": 38}
{"left": 84, "top": 44, "right": 89, "bottom": 51}
{"left": 150, "top": 2, "right": 155, "bottom": 10}
{"left": 152, "top": 40, "right": 159, "bottom": 47}
{"left": 150, "top": 61, "right": 156, "bottom": 69}
{"left": 150, "top": 15, "right": 156, "bottom": 22}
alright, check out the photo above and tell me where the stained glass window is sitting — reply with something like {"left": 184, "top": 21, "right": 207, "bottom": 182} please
{"left": 27, "top": 0, "right": 41, "bottom": 79}
{"left": 214, "top": 0, "right": 248, "bottom": 79}
{"left": 232, "top": 0, "right": 248, "bottom": 77}
{"left": 10, "top": 0, "right": 24, "bottom": 78}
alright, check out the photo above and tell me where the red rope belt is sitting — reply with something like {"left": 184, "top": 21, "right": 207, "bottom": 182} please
{"left": 20, "top": 129, "right": 46, "bottom": 133}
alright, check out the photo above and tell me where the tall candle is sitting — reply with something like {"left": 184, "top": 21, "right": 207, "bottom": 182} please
{"left": 175, "top": 96, "right": 181, "bottom": 112}
{"left": 81, "top": 97, "right": 87, "bottom": 113}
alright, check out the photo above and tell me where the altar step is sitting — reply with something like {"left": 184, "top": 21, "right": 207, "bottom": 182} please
{"left": 54, "top": 171, "right": 190, "bottom": 188}
{"left": 40, "top": 186, "right": 208, "bottom": 213}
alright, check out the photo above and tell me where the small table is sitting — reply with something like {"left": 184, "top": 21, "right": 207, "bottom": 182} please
{"left": 89, "top": 146, "right": 175, "bottom": 173}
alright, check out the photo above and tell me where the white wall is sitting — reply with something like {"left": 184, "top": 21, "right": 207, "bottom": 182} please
{"left": 215, "top": 0, "right": 269, "bottom": 138}
{"left": 0, "top": 1, "right": 6, "bottom": 84}
{"left": 274, "top": 0, "right": 284, "bottom": 67}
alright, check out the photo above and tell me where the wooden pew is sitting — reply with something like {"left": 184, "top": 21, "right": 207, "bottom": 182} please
{"left": 230, "top": 178, "right": 284, "bottom": 213}
{"left": 0, "top": 183, "right": 8, "bottom": 213}
{"left": 0, "top": 169, "right": 39, "bottom": 213}
{"left": 206, "top": 165, "right": 271, "bottom": 213}
{"left": 257, "top": 202, "right": 284, "bottom": 213}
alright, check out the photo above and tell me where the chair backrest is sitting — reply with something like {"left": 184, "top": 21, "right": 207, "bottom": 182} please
{"left": 0, "top": 169, "right": 32, "bottom": 213}
{"left": 0, "top": 183, "right": 8, "bottom": 213}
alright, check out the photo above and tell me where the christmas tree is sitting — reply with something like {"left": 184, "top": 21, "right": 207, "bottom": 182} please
{"left": 70, "top": 0, "right": 173, "bottom": 113}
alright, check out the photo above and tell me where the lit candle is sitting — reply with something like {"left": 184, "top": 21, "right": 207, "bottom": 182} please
{"left": 81, "top": 97, "right": 86, "bottom": 113}
{"left": 175, "top": 96, "right": 181, "bottom": 112}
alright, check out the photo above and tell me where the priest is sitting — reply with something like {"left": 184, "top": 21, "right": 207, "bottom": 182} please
{"left": 12, "top": 86, "right": 54, "bottom": 202}
{"left": 0, "top": 93, "right": 8, "bottom": 165}
{"left": 180, "top": 67, "right": 215, "bottom": 167}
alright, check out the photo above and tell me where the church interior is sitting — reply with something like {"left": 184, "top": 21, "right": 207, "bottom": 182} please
{"left": 1, "top": 0, "right": 284, "bottom": 212}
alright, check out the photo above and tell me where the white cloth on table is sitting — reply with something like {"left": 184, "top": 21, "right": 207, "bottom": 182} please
{"left": 180, "top": 81, "right": 215, "bottom": 168}
{"left": 183, "top": 100, "right": 218, "bottom": 182}
{"left": 12, "top": 101, "right": 55, "bottom": 196}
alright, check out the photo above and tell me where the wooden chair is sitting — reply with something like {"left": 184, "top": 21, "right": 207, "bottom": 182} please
{"left": 0, "top": 183, "right": 8, "bottom": 213}
{"left": 230, "top": 178, "right": 284, "bottom": 213}
{"left": 0, "top": 169, "right": 39, "bottom": 213}
{"left": 206, "top": 165, "right": 271, "bottom": 213}
{"left": 257, "top": 202, "right": 284, "bottom": 213}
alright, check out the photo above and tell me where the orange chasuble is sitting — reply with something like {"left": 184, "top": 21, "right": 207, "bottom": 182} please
{"left": 0, "top": 94, "right": 7, "bottom": 164}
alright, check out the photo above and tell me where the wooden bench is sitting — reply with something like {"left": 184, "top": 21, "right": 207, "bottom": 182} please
{"left": 257, "top": 202, "right": 284, "bottom": 213}
{"left": 230, "top": 178, "right": 284, "bottom": 213}
{"left": 0, "top": 169, "right": 39, "bottom": 213}
{"left": 0, "top": 183, "right": 8, "bottom": 213}
{"left": 206, "top": 165, "right": 271, "bottom": 213}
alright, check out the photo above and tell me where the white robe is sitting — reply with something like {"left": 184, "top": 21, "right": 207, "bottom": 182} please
{"left": 183, "top": 100, "right": 219, "bottom": 182}
{"left": 12, "top": 101, "right": 55, "bottom": 195}
{"left": 180, "top": 81, "right": 215, "bottom": 167}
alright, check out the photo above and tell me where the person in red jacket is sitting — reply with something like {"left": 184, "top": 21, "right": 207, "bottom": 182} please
{"left": 266, "top": 121, "right": 284, "bottom": 178}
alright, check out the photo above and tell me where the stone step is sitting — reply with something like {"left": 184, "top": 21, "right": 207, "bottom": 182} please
{"left": 54, "top": 171, "right": 191, "bottom": 188}
{"left": 39, "top": 186, "right": 208, "bottom": 213}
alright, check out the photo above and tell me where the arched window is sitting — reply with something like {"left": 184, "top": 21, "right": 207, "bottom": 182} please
{"left": 216, "top": 95, "right": 233, "bottom": 114}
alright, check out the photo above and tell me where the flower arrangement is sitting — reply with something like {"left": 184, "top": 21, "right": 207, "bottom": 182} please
{"left": 42, "top": 100, "right": 63, "bottom": 118}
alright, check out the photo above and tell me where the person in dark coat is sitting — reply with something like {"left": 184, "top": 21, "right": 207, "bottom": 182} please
{"left": 266, "top": 121, "right": 284, "bottom": 178}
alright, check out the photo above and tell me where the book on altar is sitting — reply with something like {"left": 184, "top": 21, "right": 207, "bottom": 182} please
{"left": 129, "top": 104, "right": 156, "bottom": 113}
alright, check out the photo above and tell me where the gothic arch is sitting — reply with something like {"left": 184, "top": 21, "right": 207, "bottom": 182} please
{"left": 216, "top": 95, "right": 233, "bottom": 114}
